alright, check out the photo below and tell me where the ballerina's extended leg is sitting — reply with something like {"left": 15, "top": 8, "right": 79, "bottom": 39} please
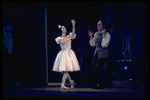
{"left": 67, "top": 73, "right": 74, "bottom": 88}
{"left": 61, "top": 72, "right": 69, "bottom": 89}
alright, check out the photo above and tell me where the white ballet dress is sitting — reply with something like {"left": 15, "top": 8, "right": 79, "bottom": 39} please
{"left": 52, "top": 32, "right": 80, "bottom": 72}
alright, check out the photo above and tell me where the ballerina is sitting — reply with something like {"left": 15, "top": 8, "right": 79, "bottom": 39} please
{"left": 52, "top": 19, "right": 80, "bottom": 89}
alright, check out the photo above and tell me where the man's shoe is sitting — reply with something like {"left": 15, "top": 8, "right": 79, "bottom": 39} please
{"left": 92, "top": 84, "right": 104, "bottom": 89}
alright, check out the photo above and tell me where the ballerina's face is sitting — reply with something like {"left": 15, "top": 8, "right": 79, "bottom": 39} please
{"left": 61, "top": 26, "right": 67, "bottom": 34}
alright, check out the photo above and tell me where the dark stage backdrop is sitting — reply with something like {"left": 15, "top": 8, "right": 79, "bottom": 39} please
{"left": 3, "top": 1, "right": 148, "bottom": 86}
{"left": 3, "top": 1, "right": 47, "bottom": 86}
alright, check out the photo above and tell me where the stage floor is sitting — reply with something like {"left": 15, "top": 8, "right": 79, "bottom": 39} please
{"left": 3, "top": 84, "right": 148, "bottom": 98}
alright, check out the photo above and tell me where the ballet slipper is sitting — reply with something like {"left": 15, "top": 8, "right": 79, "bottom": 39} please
{"left": 61, "top": 85, "right": 69, "bottom": 89}
{"left": 70, "top": 80, "right": 74, "bottom": 89}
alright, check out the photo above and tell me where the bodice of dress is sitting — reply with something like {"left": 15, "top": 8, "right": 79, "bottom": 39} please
{"left": 55, "top": 32, "right": 76, "bottom": 50}
{"left": 60, "top": 39, "right": 71, "bottom": 50}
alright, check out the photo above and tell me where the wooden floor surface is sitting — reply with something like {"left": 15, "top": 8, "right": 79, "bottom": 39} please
{"left": 3, "top": 84, "right": 148, "bottom": 98}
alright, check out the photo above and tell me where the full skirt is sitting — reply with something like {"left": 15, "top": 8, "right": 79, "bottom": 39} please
{"left": 52, "top": 49, "right": 80, "bottom": 72}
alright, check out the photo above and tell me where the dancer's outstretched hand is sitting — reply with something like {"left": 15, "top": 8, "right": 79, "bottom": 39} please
{"left": 71, "top": 19, "right": 76, "bottom": 25}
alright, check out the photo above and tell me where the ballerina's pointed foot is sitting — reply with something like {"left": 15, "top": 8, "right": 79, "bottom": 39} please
{"left": 70, "top": 80, "right": 74, "bottom": 89}
{"left": 61, "top": 86, "right": 69, "bottom": 89}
